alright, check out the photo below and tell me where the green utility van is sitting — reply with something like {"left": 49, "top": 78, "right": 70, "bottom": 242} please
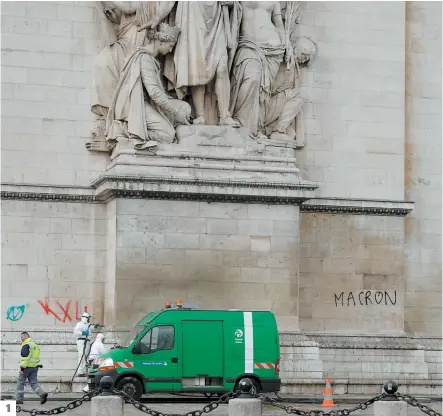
{"left": 88, "top": 306, "right": 281, "bottom": 400}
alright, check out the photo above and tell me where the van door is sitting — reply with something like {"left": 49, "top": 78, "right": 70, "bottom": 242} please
{"left": 181, "top": 320, "right": 224, "bottom": 391}
{"left": 133, "top": 324, "right": 180, "bottom": 392}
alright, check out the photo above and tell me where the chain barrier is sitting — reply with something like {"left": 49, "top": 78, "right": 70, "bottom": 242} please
{"left": 396, "top": 393, "right": 442, "bottom": 416}
{"left": 252, "top": 392, "right": 387, "bottom": 416}
{"left": 16, "top": 389, "right": 100, "bottom": 415}
{"left": 13, "top": 385, "right": 442, "bottom": 416}
{"left": 111, "top": 387, "right": 241, "bottom": 416}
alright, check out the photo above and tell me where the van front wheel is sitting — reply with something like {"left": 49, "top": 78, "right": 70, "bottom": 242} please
{"left": 115, "top": 377, "right": 143, "bottom": 402}
{"left": 234, "top": 377, "right": 261, "bottom": 395}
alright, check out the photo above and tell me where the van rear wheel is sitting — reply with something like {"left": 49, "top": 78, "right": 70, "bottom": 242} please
{"left": 115, "top": 377, "right": 143, "bottom": 402}
{"left": 234, "top": 378, "right": 261, "bottom": 395}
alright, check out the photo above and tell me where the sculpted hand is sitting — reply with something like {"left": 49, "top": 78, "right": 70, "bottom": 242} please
{"left": 103, "top": 8, "right": 120, "bottom": 24}
{"left": 138, "top": 19, "right": 160, "bottom": 32}
{"left": 173, "top": 101, "right": 192, "bottom": 125}
{"left": 175, "top": 111, "right": 191, "bottom": 125}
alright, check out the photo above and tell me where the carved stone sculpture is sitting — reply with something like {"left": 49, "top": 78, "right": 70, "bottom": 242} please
{"left": 87, "top": 2, "right": 146, "bottom": 151}
{"left": 105, "top": 23, "right": 192, "bottom": 151}
{"left": 86, "top": 1, "right": 317, "bottom": 153}
{"left": 229, "top": 2, "right": 286, "bottom": 140}
{"left": 264, "top": 36, "right": 317, "bottom": 147}
{"left": 156, "top": 1, "right": 242, "bottom": 126}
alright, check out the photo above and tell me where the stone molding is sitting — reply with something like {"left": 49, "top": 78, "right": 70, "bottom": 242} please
{"left": 301, "top": 197, "right": 414, "bottom": 216}
{"left": 280, "top": 332, "right": 442, "bottom": 351}
{"left": 2, "top": 329, "right": 440, "bottom": 350}
{"left": 0, "top": 183, "right": 97, "bottom": 203}
{"left": 91, "top": 173, "right": 318, "bottom": 204}
{"left": 1, "top": 183, "right": 414, "bottom": 217}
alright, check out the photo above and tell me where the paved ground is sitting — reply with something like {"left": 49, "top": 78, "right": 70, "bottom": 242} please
{"left": 16, "top": 399, "right": 442, "bottom": 416}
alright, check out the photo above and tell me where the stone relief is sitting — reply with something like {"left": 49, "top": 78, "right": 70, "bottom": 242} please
{"left": 86, "top": 1, "right": 317, "bottom": 154}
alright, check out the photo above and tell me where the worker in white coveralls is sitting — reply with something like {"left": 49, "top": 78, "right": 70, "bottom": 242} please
{"left": 83, "top": 333, "right": 107, "bottom": 393}
{"left": 73, "top": 312, "right": 92, "bottom": 377}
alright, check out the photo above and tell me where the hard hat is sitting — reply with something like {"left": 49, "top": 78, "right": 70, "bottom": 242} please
{"left": 96, "top": 333, "right": 104, "bottom": 340}
{"left": 82, "top": 312, "right": 91, "bottom": 319}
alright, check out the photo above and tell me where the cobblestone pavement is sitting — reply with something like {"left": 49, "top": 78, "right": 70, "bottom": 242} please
{"left": 17, "top": 399, "right": 442, "bottom": 416}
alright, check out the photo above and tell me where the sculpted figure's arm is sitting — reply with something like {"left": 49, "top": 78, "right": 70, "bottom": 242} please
{"left": 138, "top": 1, "right": 175, "bottom": 31}
{"left": 271, "top": 2, "right": 285, "bottom": 44}
{"left": 142, "top": 58, "right": 181, "bottom": 116}
{"left": 110, "top": 1, "right": 137, "bottom": 15}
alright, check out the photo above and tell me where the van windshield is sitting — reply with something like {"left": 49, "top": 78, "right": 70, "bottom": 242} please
{"left": 122, "top": 325, "right": 146, "bottom": 347}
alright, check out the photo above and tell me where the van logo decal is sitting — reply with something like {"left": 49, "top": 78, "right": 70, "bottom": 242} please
{"left": 234, "top": 329, "right": 244, "bottom": 344}
{"left": 142, "top": 361, "right": 168, "bottom": 366}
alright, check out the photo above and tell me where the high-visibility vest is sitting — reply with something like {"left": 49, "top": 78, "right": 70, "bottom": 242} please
{"left": 20, "top": 338, "right": 41, "bottom": 368}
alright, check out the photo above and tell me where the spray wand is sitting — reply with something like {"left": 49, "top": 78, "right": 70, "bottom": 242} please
{"left": 69, "top": 323, "right": 104, "bottom": 391}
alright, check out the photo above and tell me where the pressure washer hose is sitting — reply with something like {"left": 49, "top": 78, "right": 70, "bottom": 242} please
{"left": 69, "top": 323, "right": 94, "bottom": 391}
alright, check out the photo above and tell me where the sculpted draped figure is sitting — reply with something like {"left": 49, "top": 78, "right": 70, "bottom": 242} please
{"left": 105, "top": 22, "right": 192, "bottom": 151}
{"left": 145, "top": 1, "right": 242, "bottom": 126}
{"left": 229, "top": 1, "right": 286, "bottom": 140}
{"left": 229, "top": 1, "right": 316, "bottom": 145}
{"left": 89, "top": 1, "right": 191, "bottom": 151}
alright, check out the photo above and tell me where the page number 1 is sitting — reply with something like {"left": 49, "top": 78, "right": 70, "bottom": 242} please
{"left": 1, "top": 400, "right": 16, "bottom": 415}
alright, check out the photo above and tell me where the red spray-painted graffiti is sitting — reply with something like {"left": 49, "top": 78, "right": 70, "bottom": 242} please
{"left": 37, "top": 297, "right": 88, "bottom": 323}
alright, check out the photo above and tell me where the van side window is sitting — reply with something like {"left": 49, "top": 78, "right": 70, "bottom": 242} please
{"left": 140, "top": 326, "right": 174, "bottom": 354}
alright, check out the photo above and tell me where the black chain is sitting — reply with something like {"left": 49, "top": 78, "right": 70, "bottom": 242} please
{"left": 16, "top": 389, "right": 100, "bottom": 415}
{"left": 111, "top": 387, "right": 241, "bottom": 416}
{"left": 252, "top": 392, "right": 387, "bottom": 415}
{"left": 396, "top": 393, "right": 442, "bottom": 416}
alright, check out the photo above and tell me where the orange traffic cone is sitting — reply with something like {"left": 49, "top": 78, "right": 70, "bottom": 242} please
{"left": 322, "top": 377, "right": 335, "bottom": 407}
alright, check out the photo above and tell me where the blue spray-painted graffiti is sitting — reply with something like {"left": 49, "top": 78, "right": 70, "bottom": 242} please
{"left": 6, "top": 305, "right": 26, "bottom": 322}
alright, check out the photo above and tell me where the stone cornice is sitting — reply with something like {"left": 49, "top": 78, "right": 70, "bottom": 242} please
{"left": 2, "top": 329, "right": 440, "bottom": 350}
{"left": 92, "top": 174, "right": 319, "bottom": 204}
{"left": 1, "top": 183, "right": 414, "bottom": 216}
{"left": 280, "top": 332, "right": 442, "bottom": 350}
{"left": 301, "top": 197, "right": 414, "bottom": 216}
{"left": 1, "top": 183, "right": 98, "bottom": 203}
{"left": 90, "top": 174, "right": 318, "bottom": 191}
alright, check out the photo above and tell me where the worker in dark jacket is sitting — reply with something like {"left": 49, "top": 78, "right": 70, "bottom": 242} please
{"left": 16, "top": 332, "right": 48, "bottom": 405}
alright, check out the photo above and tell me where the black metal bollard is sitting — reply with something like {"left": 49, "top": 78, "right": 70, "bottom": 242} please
{"left": 238, "top": 378, "right": 254, "bottom": 398}
{"left": 383, "top": 380, "right": 399, "bottom": 401}
{"left": 99, "top": 376, "right": 114, "bottom": 396}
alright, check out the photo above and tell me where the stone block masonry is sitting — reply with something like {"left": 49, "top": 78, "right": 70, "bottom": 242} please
{"left": 1, "top": 1, "right": 108, "bottom": 187}
{"left": 299, "top": 213, "right": 405, "bottom": 333}
{"left": 296, "top": 2, "right": 406, "bottom": 201}
{"left": 404, "top": 1, "right": 442, "bottom": 335}
{"left": 1, "top": 200, "right": 106, "bottom": 329}
{"left": 108, "top": 199, "right": 301, "bottom": 332}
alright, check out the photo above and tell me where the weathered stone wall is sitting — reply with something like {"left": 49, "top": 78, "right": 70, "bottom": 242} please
{"left": 111, "top": 199, "right": 300, "bottom": 331}
{"left": 404, "top": 1, "right": 442, "bottom": 335}
{"left": 0, "top": 0, "right": 441, "bottom": 393}
{"left": 1, "top": 200, "right": 106, "bottom": 329}
{"left": 1, "top": 1, "right": 107, "bottom": 186}
{"left": 298, "top": 213, "right": 405, "bottom": 333}
{"left": 296, "top": 2, "right": 406, "bottom": 200}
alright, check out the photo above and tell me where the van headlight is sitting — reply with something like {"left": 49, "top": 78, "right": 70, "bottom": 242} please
{"left": 98, "top": 358, "right": 115, "bottom": 371}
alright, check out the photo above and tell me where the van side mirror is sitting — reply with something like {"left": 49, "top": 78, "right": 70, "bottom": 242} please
{"left": 132, "top": 342, "right": 142, "bottom": 355}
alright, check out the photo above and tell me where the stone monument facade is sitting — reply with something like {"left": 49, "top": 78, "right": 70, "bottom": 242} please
{"left": 1, "top": 1, "right": 441, "bottom": 394}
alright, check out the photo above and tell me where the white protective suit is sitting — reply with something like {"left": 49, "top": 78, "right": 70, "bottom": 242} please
{"left": 73, "top": 312, "right": 91, "bottom": 376}
{"left": 89, "top": 333, "right": 107, "bottom": 361}
{"left": 83, "top": 333, "right": 107, "bottom": 392}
